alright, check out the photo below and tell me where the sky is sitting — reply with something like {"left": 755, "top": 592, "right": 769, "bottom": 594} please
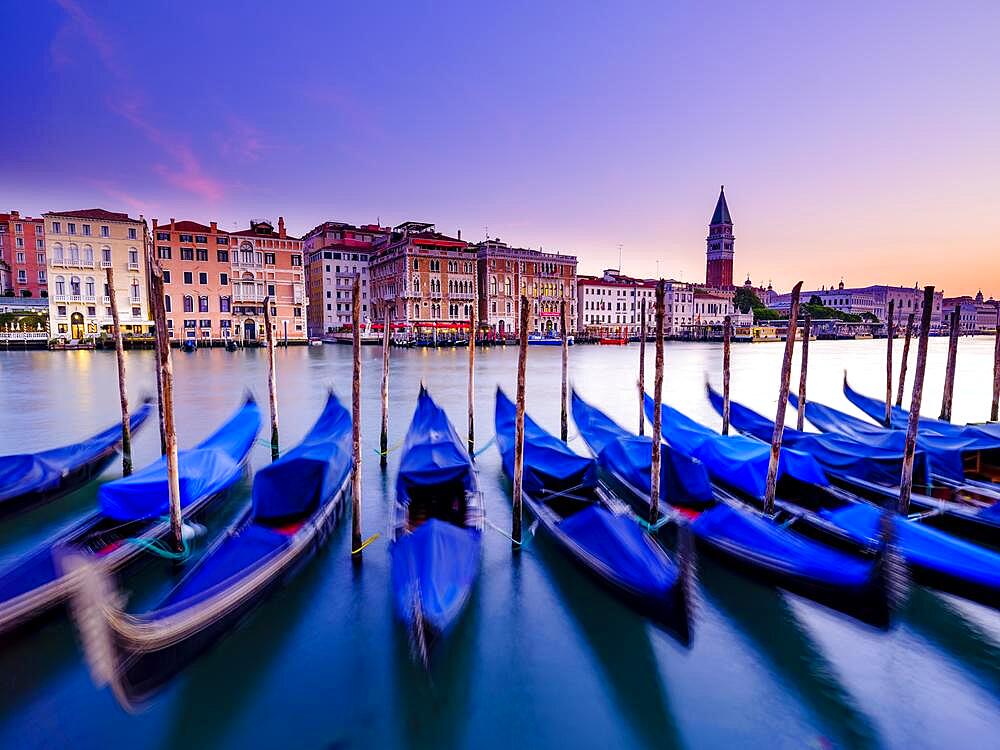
{"left": 2, "top": 0, "right": 999, "bottom": 296}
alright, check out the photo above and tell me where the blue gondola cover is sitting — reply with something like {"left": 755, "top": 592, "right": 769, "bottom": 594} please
{"left": 252, "top": 393, "right": 352, "bottom": 521}
{"left": 0, "top": 402, "right": 153, "bottom": 504}
{"left": 99, "top": 397, "right": 260, "bottom": 521}
{"left": 397, "top": 389, "right": 475, "bottom": 497}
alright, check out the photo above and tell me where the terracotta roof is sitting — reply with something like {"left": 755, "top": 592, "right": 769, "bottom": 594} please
{"left": 156, "top": 220, "right": 224, "bottom": 234}
{"left": 230, "top": 228, "right": 301, "bottom": 241}
{"left": 47, "top": 208, "right": 135, "bottom": 221}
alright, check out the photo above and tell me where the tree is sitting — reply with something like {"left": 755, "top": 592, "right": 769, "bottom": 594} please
{"left": 733, "top": 286, "right": 759, "bottom": 314}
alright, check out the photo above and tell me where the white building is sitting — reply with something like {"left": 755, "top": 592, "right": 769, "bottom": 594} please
{"left": 576, "top": 269, "right": 695, "bottom": 336}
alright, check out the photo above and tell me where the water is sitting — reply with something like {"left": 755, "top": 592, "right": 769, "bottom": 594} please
{"left": 0, "top": 339, "right": 997, "bottom": 749}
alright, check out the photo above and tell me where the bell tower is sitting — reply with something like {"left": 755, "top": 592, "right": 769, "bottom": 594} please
{"left": 706, "top": 185, "right": 735, "bottom": 289}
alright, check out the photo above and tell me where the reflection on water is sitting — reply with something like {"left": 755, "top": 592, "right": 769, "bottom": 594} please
{"left": 0, "top": 339, "right": 998, "bottom": 749}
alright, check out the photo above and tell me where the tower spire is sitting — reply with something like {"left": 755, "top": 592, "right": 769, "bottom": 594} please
{"left": 711, "top": 185, "right": 733, "bottom": 225}
{"left": 705, "top": 185, "right": 735, "bottom": 289}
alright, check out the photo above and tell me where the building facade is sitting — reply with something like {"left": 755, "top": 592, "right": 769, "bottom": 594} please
{"left": 369, "top": 222, "right": 476, "bottom": 334}
{"left": 0, "top": 211, "right": 47, "bottom": 297}
{"left": 705, "top": 186, "right": 735, "bottom": 290}
{"left": 692, "top": 289, "right": 751, "bottom": 328}
{"left": 769, "top": 282, "right": 944, "bottom": 330}
{"left": 943, "top": 292, "right": 1000, "bottom": 334}
{"left": 44, "top": 209, "right": 152, "bottom": 339}
{"left": 475, "top": 239, "right": 577, "bottom": 336}
{"left": 302, "top": 221, "right": 387, "bottom": 336}
{"left": 577, "top": 269, "right": 696, "bottom": 336}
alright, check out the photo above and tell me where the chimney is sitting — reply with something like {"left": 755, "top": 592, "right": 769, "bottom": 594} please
{"left": 11, "top": 210, "right": 19, "bottom": 219}
{"left": 457, "top": 229, "right": 462, "bottom": 241}
{"left": 278, "top": 216, "right": 286, "bottom": 238}
{"left": 210, "top": 221, "right": 217, "bottom": 233}
{"left": 152, "top": 218, "right": 158, "bottom": 231}
{"left": 170, "top": 218, "right": 176, "bottom": 231}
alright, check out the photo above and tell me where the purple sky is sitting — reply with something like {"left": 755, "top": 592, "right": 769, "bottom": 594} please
{"left": 3, "top": 1, "right": 998, "bottom": 295}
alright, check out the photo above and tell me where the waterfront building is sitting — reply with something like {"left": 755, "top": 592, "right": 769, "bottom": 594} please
{"left": 228, "top": 218, "right": 307, "bottom": 342}
{"left": 974, "top": 291, "right": 1000, "bottom": 332}
{"left": 0, "top": 211, "right": 47, "bottom": 297}
{"left": 943, "top": 292, "right": 1000, "bottom": 334}
{"left": 577, "top": 269, "right": 695, "bottom": 337}
{"left": 692, "top": 289, "right": 751, "bottom": 329}
{"left": 769, "top": 282, "right": 944, "bottom": 329}
{"left": 369, "top": 222, "right": 476, "bottom": 335}
{"left": 302, "top": 221, "right": 388, "bottom": 337}
{"left": 44, "top": 209, "right": 152, "bottom": 340}
{"left": 475, "top": 239, "right": 577, "bottom": 336}
{"left": 705, "top": 186, "right": 735, "bottom": 290}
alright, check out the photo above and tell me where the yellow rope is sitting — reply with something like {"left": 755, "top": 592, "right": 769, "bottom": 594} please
{"left": 351, "top": 532, "right": 380, "bottom": 555}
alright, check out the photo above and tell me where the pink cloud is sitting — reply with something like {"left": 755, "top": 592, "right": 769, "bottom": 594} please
{"left": 51, "top": 0, "right": 224, "bottom": 202}
{"left": 219, "top": 118, "right": 275, "bottom": 163}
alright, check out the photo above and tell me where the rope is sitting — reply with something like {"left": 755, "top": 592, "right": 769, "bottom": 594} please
{"left": 473, "top": 434, "right": 497, "bottom": 458}
{"left": 352, "top": 532, "right": 380, "bottom": 554}
{"left": 372, "top": 439, "right": 405, "bottom": 457}
{"left": 125, "top": 534, "right": 190, "bottom": 560}
{"left": 486, "top": 518, "right": 534, "bottom": 547}
{"left": 633, "top": 514, "right": 672, "bottom": 533}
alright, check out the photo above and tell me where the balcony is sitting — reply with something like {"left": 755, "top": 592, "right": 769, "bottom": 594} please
{"left": 83, "top": 295, "right": 97, "bottom": 303}
{"left": 233, "top": 290, "right": 265, "bottom": 303}
{"left": 103, "top": 295, "right": 111, "bottom": 304}
{"left": 69, "top": 294, "right": 82, "bottom": 302}
{"left": 449, "top": 291, "right": 475, "bottom": 301}
{"left": 100, "top": 260, "right": 113, "bottom": 269}
{"left": 53, "top": 294, "right": 67, "bottom": 302}
{"left": 127, "top": 261, "right": 140, "bottom": 271}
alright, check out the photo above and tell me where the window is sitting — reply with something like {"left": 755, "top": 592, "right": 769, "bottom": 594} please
{"left": 183, "top": 295, "right": 194, "bottom": 312}
{"left": 15, "top": 251, "right": 24, "bottom": 263}
{"left": 101, "top": 246, "right": 112, "bottom": 263}
{"left": 130, "top": 279, "right": 140, "bottom": 301}
{"left": 199, "top": 319, "right": 211, "bottom": 328}
{"left": 69, "top": 244, "right": 80, "bottom": 263}
{"left": 220, "top": 272, "right": 228, "bottom": 285}
{"left": 15, "top": 237, "right": 24, "bottom": 248}
{"left": 264, "top": 253, "right": 275, "bottom": 265}
{"left": 220, "top": 296, "right": 231, "bottom": 312}
{"left": 267, "top": 284, "right": 275, "bottom": 296}
{"left": 184, "top": 319, "right": 196, "bottom": 329}
{"left": 128, "top": 228, "right": 137, "bottom": 240}
{"left": 128, "top": 249, "right": 138, "bottom": 265}
{"left": 38, "top": 271, "right": 46, "bottom": 283}
{"left": 181, "top": 248, "right": 194, "bottom": 260}
{"left": 199, "top": 296, "right": 209, "bottom": 312}
{"left": 183, "top": 271, "right": 193, "bottom": 284}
{"left": 216, "top": 236, "right": 229, "bottom": 245}
{"left": 52, "top": 222, "right": 61, "bottom": 233}
{"left": 217, "top": 250, "right": 229, "bottom": 262}
{"left": 158, "top": 246, "right": 172, "bottom": 259}
{"left": 291, "top": 254, "right": 302, "bottom": 266}
{"left": 163, "top": 270, "right": 171, "bottom": 283}
{"left": 82, "top": 225, "right": 91, "bottom": 236}
{"left": 55, "top": 277, "right": 65, "bottom": 295}
{"left": 165, "top": 295, "right": 172, "bottom": 312}
{"left": 36, "top": 238, "right": 44, "bottom": 250}
{"left": 17, "top": 270, "right": 26, "bottom": 283}
{"left": 199, "top": 272, "right": 208, "bottom": 285}
{"left": 83, "top": 245, "right": 93, "bottom": 264}
{"left": 196, "top": 248, "right": 208, "bottom": 261}
{"left": 70, "top": 276, "right": 81, "bottom": 295}
{"left": 85, "top": 277, "right": 95, "bottom": 297}
{"left": 100, "top": 225, "right": 109, "bottom": 237}
{"left": 68, "top": 223, "right": 76, "bottom": 235}
{"left": 195, "top": 235, "right": 207, "bottom": 244}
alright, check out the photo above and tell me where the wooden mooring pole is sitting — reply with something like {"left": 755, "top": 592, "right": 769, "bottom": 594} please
{"left": 380, "top": 314, "right": 391, "bottom": 468}
{"left": 263, "top": 297, "right": 279, "bottom": 461}
{"left": 721, "top": 314, "right": 732, "bottom": 435}
{"left": 900, "top": 286, "right": 935, "bottom": 515}
{"left": 351, "top": 275, "right": 363, "bottom": 559}
{"left": 896, "top": 313, "right": 915, "bottom": 408}
{"left": 638, "top": 297, "right": 647, "bottom": 436}
{"left": 763, "top": 281, "right": 803, "bottom": 516}
{"left": 105, "top": 266, "right": 132, "bottom": 476}
{"left": 884, "top": 299, "right": 895, "bottom": 427}
{"left": 795, "top": 313, "right": 810, "bottom": 432}
{"left": 940, "top": 305, "right": 960, "bottom": 422}
{"left": 148, "top": 261, "right": 183, "bottom": 552}
{"left": 468, "top": 301, "right": 476, "bottom": 454}
{"left": 649, "top": 280, "right": 666, "bottom": 525}
{"left": 992, "top": 312, "right": 1000, "bottom": 422}
{"left": 560, "top": 298, "right": 569, "bottom": 443}
{"left": 145, "top": 247, "right": 167, "bottom": 456}
{"left": 512, "top": 296, "right": 530, "bottom": 548}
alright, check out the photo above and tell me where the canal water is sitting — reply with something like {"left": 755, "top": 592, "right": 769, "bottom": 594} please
{"left": 0, "top": 338, "right": 997, "bottom": 750}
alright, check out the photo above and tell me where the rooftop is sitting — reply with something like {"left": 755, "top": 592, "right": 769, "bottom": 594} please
{"left": 45, "top": 208, "right": 136, "bottom": 222}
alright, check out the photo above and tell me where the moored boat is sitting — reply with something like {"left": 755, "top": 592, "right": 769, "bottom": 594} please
{"left": 528, "top": 332, "right": 573, "bottom": 346}
{"left": 571, "top": 391, "right": 900, "bottom": 624}
{"left": 0, "top": 396, "right": 260, "bottom": 637}
{"left": 66, "top": 392, "right": 352, "bottom": 705}
{"left": 495, "top": 388, "right": 692, "bottom": 638}
{"left": 0, "top": 401, "right": 154, "bottom": 519}
{"left": 390, "top": 387, "right": 482, "bottom": 664}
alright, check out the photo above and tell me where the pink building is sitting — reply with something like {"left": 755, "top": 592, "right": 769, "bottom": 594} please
{"left": 0, "top": 211, "right": 47, "bottom": 297}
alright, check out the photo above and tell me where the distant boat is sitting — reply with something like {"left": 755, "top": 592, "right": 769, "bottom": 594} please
{"left": 390, "top": 387, "right": 482, "bottom": 664}
{"left": 528, "top": 332, "right": 572, "bottom": 346}
{"left": 0, "top": 397, "right": 261, "bottom": 637}
{"left": 0, "top": 401, "right": 153, "bottom": 519}
{"left": 182, "top": 339, "right": 197, "bottom": 352}
{"left": 225, "top": 339, "right": 239, "bottom": 352}
{"left": 598, "top": 336, "right": 628, "bottom": 345}
{"left": 67, "top": 392, "right": 352, "bottom": 705}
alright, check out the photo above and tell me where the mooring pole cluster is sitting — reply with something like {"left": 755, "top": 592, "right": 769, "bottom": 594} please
{"left": 649, "top": 280, "right": 666, "bottom": 525}
{"left": 899, "top": 286, "right": 936, "bottom": 515}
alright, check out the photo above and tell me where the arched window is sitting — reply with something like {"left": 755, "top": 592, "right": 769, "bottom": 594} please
{"left": 53, "top": 243, "right": 64, "bottom": 262}
{"left": 55, "top": 276, "right": 65, "bottom": 296}
{"left": 131, "top": 279, "right": 140, "bottom": 301}
{"left": 84, "top": 277, "right": 95, "bottom": 297}
{"left": 490, "top": 276, "right": 498, "bottom": 295}
{"left": 183, "top": 295, "right": 194, "bottom": 312}
{"left": 199, "top": 295, "right": 209, "bottom": 312}
{"left": 83, "top": 245, "right": 93, "bottom": 264}
{"left": 413, "top": 303, "right": 420, "bottom": 318}
{"left": 412, "top": 276, "right": 420, "bottom": 293}
{"left": 69, "top": 244, "right": 79, "bottom": 263}
{"left": 70, "top": 276, "right": 81, "bottom": 295}
{"left": 505, "top": 278, "right": 512, "bottom": 296}
{"left": 101, "top": 245, "right": 111, "bottom": 263}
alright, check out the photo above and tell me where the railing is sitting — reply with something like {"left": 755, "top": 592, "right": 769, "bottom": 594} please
{"left": 100, "top": 260, "right": 113, "bottom": 269}
{"left": 232, "top": 291, "right": 265, "bottom": 303}
{"left": 53, "top": 294, "right": 67, "bottom": 302}
{"left": 127, "top": 261, "right": 140, "bottom": 271}
{"left": 83, "top": 295, "right": 96, "bottom": 303}
{"left": 70, "top": 294, "right": 82, "bottom": 302}
{"left": 103, "top": 295, "right": 111, "bottom": 304}
{"left": 0, "top": 331, "right": 48, "bottom": 341}
{"left": 449, "top": 292, "right": 475, "bottom": 300}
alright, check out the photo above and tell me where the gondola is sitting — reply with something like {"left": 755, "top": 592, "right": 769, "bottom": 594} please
{"left": 787, "top": 391, "right": 1000, "bottom": 544}
{"left": 390, "top": 387, "right": 483, "bottom": 664}
{"left": 495, "top": 388, "right": 693, "bottom": 638}
{"left": 571, "top": 392, "right": 899, "bottom": 624}
{"left": 0, "top": 401, "right": 154, "bottom": 519}
{"left": 67, "top": 392, "right": 352, "bottom": 706}
{"left": 645, "top": 393, "right": 1000, "bottom": 609}
{"left": 0, "top": 396, "right": 260, "bottom": 637}
{"left": 711, "top": 385, "right": 1000, "bottom": 544}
